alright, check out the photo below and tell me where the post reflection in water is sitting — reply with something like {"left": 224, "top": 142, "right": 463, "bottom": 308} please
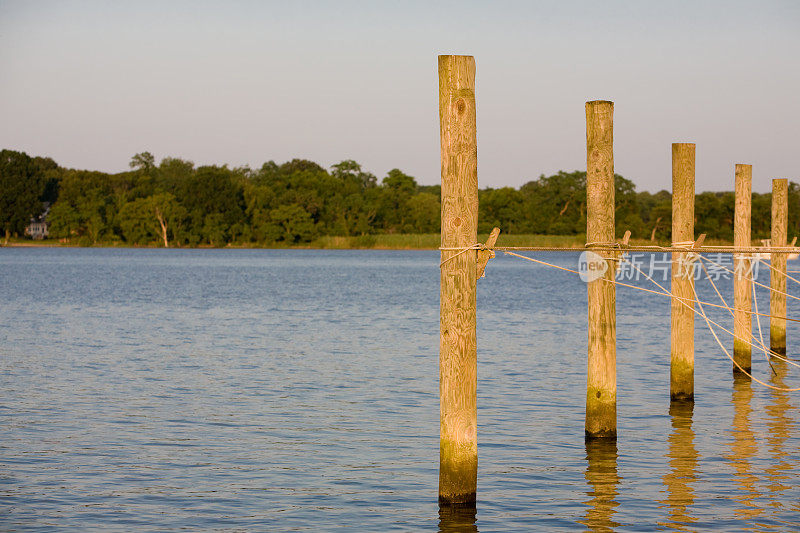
{"left": 765, "top": 359, "right": 795, "bottom": 512}
{"left": 438, "top": 503, "right": 478, "bottom": 533}
{"left": 728, "top": 375, "right": 762, "bottom": 520}
{"left": 660, "top": 401, "right": 698, "bottom": 530}
{"left": 579, "top": 439, "right": 621, "bottom": 532}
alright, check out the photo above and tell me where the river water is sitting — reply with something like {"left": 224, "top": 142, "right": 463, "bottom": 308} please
{"left": 1, "top": 248, "right": 799, "bottom": 531}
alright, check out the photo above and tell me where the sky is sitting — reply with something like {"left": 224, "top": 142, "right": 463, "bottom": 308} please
{"left": 0, "top": 0, "right": 798, "bottom": 192}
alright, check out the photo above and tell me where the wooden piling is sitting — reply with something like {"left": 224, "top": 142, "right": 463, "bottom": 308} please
{"left": 770, "top": 178, "right": 788, "bottom": 356}
{"left": 585, "top": 100, "right": 617, "bottom": 439}
{"left": 438, "top": 54, "right": 478, "bottom": 505}
{"left": 733, "top": 164, "right": 752, "bottom": 374}
{"left": 670, "top": 143, "right": 696, "bottom": 401}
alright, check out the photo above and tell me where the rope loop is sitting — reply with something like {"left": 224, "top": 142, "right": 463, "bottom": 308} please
{"left": 672, "top": 241, "right": 699, "bottom": 264}
{"left": 438, "top": 243, "right": 484, "bottom": 268}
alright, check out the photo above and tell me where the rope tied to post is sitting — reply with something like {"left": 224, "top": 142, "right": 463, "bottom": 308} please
{"left": 671, "top": 240, "right": 700, "bottom": 274}
{"left": 439, "top": 228, "right": 501, "bottom": 279}
{"left": 584, "top": 241, "right": 622, "bottom": 249}
{"left": 454, "top": 234, "right": 800, "bottom": 392}
{"left": 439, "top": 243, "right": 484, "bottom": 267}
{"left": 584, "top": 239, "right": 627, "bottom": 264}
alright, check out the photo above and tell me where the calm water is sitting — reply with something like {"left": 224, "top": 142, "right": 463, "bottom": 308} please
{"left": 1, "top": 248, "right": 799, "bottom": 531}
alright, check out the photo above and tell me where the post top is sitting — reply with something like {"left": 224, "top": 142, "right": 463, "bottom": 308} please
{"left": 438, "top": 54, "right": 474, "bottom": 59}
{"left": 672, "top": 142, "right": 696, "bottom": 147}
{"left": 773, "top": 177, "right": 789, "bottom": 183}
{"left": 586, "top": 100, "right": 614, "bottom": 106}
{"left": 735, "top": 163, "right": 753, "bottom": 168}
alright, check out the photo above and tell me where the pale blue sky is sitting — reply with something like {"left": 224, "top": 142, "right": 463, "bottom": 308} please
{"left": 1, "top": 0, "right": 798, "bottom": 191}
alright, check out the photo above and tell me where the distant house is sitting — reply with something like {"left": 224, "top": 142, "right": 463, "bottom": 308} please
{"left": 25, "top": 203, "right": 50, "bottom": 240}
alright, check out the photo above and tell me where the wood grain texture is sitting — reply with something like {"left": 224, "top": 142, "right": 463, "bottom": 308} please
{"left": 770, "top": 178, "right": 788, "bottom": 355}
{"left": 438, "top": 55, "right": 478, "bottom": 504}
{"left": 734, "top": 164, "right": 752, "bottom": 374}
{"left": 585, "top": 100, "right": 617, "bottom": 439}
{"left": 670, "top": 143, "right": 695, "bottom": 401}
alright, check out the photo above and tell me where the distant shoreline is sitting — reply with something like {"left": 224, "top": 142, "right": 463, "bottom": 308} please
{"left": 1, "top": 233, "right": 734, "bottom": 250}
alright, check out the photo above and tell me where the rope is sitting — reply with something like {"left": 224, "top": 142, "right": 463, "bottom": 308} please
{"left": 497, "top": 249, "right": 800, "bottom": 391}
{"left": 756, "top": 257, "right": 800, "bottom": 287}
{"left": 441, "top": 243, "right": 800, "bottom": 256}
{"left": 439, "top": 244, "right": 487, "bottom": 251}
{"left": 439, "top": 244, "right": 482, "bottom": 267}
{"left": 751, "top": 269, "right": 779, "bottom": 374}
{"left": 584, "top": 241, "right": 621, "bottom": 248}
{"left": 691, "top": 278, "right": 800, "bottom": 392}
{"left": 481, "top": 245, "right": 800, "bottom": 254}
{"left": 618, "top": 254, "right": 800, "bottom": 390}
{"left": 696, "top": 260, "right": 800, "bottom": 370}
{"left": 696, "top": 254, "right": 800, "bottom": 304}
{"left": 696, "top": 260, "right": 799, "bottom": 369}
{"left": 500, "top": 251, "right": 800, "bottom": 324}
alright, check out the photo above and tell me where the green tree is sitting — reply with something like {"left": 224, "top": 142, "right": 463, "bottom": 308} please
{"left": 376, "top": 168, "right": 418, "bottom": 232}
{"left": 129, "top": 152, "right": 156, "bottom": 173}
{"left": 156, "top": 157, "right": 194, "bottom": 194}
{"left": 0, "top": 150, "right": 45, "bottom": 242}
{"left": 520, "top": 171, "right": 586, "bottom": 234}
{"left": 331, "top": 159, "right": 377, "bottom": 189}
{"left": 406, "top": 192, "right": 440, "bottom": 233}
{"left": 202, "top": 213, "right": 227, "bottom": 246}
{"left": 178, "top": 166, "right": 245, "bottom": 245}
{"left": 34, "top": 156, "right": 62, "bottom": 205}
{"left": 270, "top": 204, "right": 316, "bottom": 243}
{"left": 479, "top": 187, "right": 524, "bottom": 234}
{"left": 47, "top": 170, "right": 115, "bottom": 244}
{"left": 117, "top": 193, "right": 185, "bottom": 246}
{"left": 752, "top": 192, "right": 771, "bottom": 240}
{"left": 696, "top": 191, "right": 734, "bottom": 241}
{"left": 788, "top": 182, "right": 800, "bottom": 240}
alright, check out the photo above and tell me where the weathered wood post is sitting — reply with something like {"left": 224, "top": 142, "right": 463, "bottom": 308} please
{"left": 770, "top": 178, "right": 788, "bottom": 356}
{"left": 734, "top": 164, "right": 753, "bottom": 374}
{"left": 670, "top": 143, "right": 696, "bottom": 401}
{"left": 585, "top": 100, "right": 617, "bottom": 439}
{"left": 438, "top": 54, "right": 478, "bottom": 505}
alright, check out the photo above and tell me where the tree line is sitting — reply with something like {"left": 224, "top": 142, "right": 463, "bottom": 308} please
{"left": 1, "top": 148, "right": 799, "bottom": 246}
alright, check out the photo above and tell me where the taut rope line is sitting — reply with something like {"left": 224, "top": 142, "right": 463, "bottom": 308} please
{"left": 438, "top": 244, "right": 800, "bottom": 392}
{"left": 695, "top": 254, "right": 800, "bottom": 304}
{"left": 756, "top": 256, "right": 800, "bottom": 287}
{"left": 442, "top": 244, "right": 800, "bottom": 254}
{"left": 447, "top": 246, "right": 800, "bottom": 325}
{"left": 617, "top": 253, "right": 800, "bottom": 391}
{"left": 750, "top": 269, "right": 779, "bottom": 374}
{"left": 694, "top": 260, "right": 800, "bottom": 370}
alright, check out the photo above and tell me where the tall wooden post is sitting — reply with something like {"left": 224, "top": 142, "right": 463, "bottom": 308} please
{"left": 438, "top": 54, "right": 478, "bottom": 505}
{"left": 585, "top": 100, "right": 616, "bottom": 439}
{"left": 734, "top": 164, "right": 752, "bottom": 374}
{"left": 670, "top": 143, "right": 696, "bottom": 401}
{"left": 770, "top": 178, "right": 788, "bottom": 356}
